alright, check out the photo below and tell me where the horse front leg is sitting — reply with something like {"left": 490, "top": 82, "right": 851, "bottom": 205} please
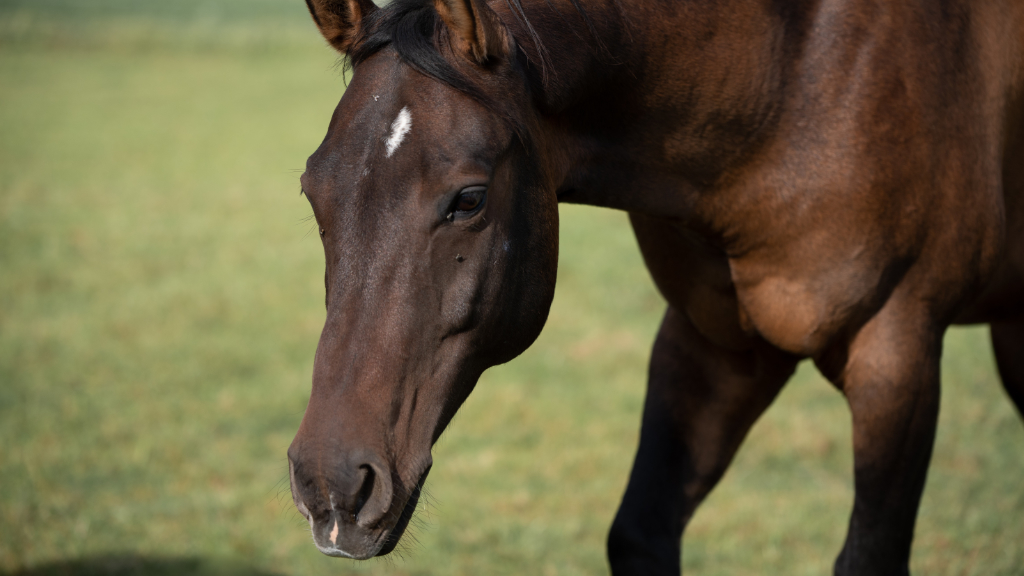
{"left": 991, "top": 319, "right": 1024, "bottom": 420}
{"left": 829, "top": 303, "right": 942, "bottom": 576}
{"left": 607, "top": 307, "right": 798, "bottom": 576}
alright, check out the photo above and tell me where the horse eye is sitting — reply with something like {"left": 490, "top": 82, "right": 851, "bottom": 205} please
{"left": 319, "top": 226, "right": 325, "bottom": 237}
{"left": 454, "top": 187, "right": 486, "bottom": 213}
{"left": 456, "top": 194, "right": 480, "bottom": 212}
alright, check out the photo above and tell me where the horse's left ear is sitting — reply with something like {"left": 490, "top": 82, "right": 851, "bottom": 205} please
{"left": 305, "top": 0, "right": 378, "bottom": 54}
{"left": 434, "top": 0, "right": 508, "bottom": 64}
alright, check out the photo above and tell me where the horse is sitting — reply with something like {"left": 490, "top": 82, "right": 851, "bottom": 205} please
{"left": 285, "top": 0, "right": 1024, "bottom": 572}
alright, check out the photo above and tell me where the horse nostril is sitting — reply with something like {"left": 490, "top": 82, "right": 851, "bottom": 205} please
{"left": 340, "top": 456, "right": 393, "bottom": 528}
{"left": 353, "top": 464, "right": 376, "bottom": 519}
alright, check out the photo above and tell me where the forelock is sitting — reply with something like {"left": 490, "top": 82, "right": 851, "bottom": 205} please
{"left": 346, "top": 0, "right": 531, "bottom": 137}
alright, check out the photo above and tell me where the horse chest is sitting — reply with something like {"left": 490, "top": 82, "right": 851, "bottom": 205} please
{"left": 631, "top": 209, "right": 907, "bottom": 356}
{"left": 729, "top": 257, "right": 883, "bottom": 357}
{"left": 722, "top": 199, "right": 946, "bottom": 357}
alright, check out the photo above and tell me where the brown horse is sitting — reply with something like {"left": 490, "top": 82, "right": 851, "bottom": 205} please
{"left": 287, "top": 0, "right": 1024, "bottom": 572}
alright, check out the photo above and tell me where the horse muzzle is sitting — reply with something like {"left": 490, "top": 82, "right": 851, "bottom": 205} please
{"left": 287, "top": 445, "right": 430, "bottom": 559}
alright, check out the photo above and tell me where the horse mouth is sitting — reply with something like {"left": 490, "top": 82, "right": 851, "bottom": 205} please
{"left": 376, "top": 465, "right": 430, "bottom": 556}
{"left": 292, "top": 458, "right": 431, "bottom": 560}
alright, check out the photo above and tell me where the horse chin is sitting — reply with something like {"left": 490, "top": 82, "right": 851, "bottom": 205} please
{"left": 376, "top": 466, "right": 429, "bottom": 556}
{"left": 307, "top": 466, "right": 430, "bottom": 560}
{"left": 374, "top": 489, "right": 421, "bottom": 556}
{"left": 316, "top": 542, "right": 378, "bottom": 560}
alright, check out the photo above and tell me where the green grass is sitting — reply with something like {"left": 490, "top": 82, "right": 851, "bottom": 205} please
{"left": 1, "top": 2, "right": 1022, "bottom": 574}
{"left": 0, "top": 0, "right": 319, "bottom": 52}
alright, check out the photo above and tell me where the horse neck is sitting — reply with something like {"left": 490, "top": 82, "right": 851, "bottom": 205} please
{"left": 501, "top": 0, "right": 812, "bottom": 222}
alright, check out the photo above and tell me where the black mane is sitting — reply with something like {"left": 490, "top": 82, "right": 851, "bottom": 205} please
{"left": 351, "top": 0, "right": 489, "bottom": 96}
{"left": 348, "top": 0, "right": 531, "bottom": 131}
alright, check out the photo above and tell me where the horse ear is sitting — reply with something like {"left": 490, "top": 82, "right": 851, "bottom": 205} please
{"left": 305, "top": 0, "right": 378, "bottom": 54}
{"left": 434, "top": 0, "right": 508, "bottom": 64}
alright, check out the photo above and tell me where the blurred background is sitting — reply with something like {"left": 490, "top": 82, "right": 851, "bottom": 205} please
{"left": 0, "top": 1, "right": 1021, "bottom": 574}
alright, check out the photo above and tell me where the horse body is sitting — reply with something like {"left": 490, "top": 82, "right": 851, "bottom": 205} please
{"left": 557, "top": 0, "right": 1021, "bottom": 345}
{"left": 288, "top": 0, "right": 1024, "bottom": 572}
{"left": 493, "top": 0, "right": 1024, "bottom": 350}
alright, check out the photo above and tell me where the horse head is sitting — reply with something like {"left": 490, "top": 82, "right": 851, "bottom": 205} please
{"left": 288, "top": 0, "right": 559, "bottom": 558}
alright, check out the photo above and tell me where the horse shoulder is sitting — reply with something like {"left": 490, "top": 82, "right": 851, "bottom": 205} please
{"left": 708, "top": 2, "right": 1024, "bottom": 353}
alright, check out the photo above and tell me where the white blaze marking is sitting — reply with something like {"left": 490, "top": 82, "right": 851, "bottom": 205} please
{"left": 330, "top": 519, "right": 339, "bottom": 545}
{"left": 385, "top": 107, "right": 412, "bottom": 158}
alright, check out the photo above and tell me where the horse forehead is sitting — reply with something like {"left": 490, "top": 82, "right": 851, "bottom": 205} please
{"left": 306, "top": 96, "right": 413, "bottom": 183}
{"left": 308, "top": 58, "right": 502, "bottom": 190}
{"left": 354, "top": 57, "right": 497, "bottom": 140}
{"left": 324, "top": 75, "right": 455, "bottom": 159}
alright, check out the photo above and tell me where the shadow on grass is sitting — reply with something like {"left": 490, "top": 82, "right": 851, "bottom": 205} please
{"left": 4, "top": 556, "right": 284, "bottom": 576}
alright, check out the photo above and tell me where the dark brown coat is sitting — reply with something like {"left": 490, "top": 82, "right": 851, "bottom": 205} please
{"left": 288, "top": 0, "right": 1024, "bottom": 573}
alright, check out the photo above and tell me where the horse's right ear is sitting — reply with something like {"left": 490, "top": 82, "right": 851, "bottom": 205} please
{"left": 305, "top": 0, "right": 378, "bottom": 54}
{"left": 434, "top": 0, "right": 508, "bottom": 64}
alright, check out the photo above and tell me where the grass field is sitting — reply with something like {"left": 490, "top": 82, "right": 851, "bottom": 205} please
{"left": 1, "top": 1, "right": 1022, "bottom": 574}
